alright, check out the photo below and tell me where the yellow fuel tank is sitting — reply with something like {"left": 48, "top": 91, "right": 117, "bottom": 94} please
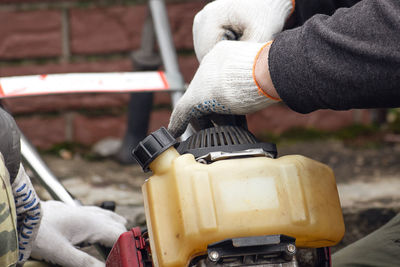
{"left": 143, "top": 147, "right": 344, "bottom": 267}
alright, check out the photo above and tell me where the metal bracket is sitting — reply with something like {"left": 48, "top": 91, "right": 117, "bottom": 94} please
{"left": 196, "top": 148, "right": 275, "bottom": 163}
{"left": 191, "top": 235, "right": 298, "bottom": 267}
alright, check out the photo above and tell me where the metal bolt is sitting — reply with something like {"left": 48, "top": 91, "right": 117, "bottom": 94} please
{"left": 286, "top": 244, "right": 296, "bottom": 254}
{"left": 208, "top": 251, "right": 220, "bottom": 262}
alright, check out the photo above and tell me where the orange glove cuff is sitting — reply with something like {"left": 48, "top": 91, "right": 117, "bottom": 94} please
{"left": 290, "top": 0, "right": 296, "bottom": 17}
{"left": 252, "top": 41, "right": 281, "bottom": 101}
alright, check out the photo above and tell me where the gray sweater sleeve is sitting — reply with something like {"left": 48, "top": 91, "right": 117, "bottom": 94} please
{"left": 285, "top": 0, "right": 361, "bottom": 28}
{"left": 269, "top": 0, "right": 400, "bottom": 114}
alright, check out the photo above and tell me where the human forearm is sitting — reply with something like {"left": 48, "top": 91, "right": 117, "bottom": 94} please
{"left": 286, "top": 0, "right": 361, "bottom": 28}
{"left": 0, "top": 108, "right": 21, "bottom": 183}
{"left": 268, "top": 0, "right": 400, "bottom": 113}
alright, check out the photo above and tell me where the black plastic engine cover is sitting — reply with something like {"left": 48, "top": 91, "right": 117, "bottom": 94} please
{"left": 177, "top": 125, "right": 277, "bottom": 159}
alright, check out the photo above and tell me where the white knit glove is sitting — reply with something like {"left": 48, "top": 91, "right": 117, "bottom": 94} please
{"left": 168, "top": 40, "right": 279, "bottom": 137}
{"left": 193, "top": 0, "right": 294, "bottom": 62}
{"left": 11, "top": 163, "right": 42, "bottom": 265}
{"left": 30, "top": 200, "right": 127, "bottom": 267}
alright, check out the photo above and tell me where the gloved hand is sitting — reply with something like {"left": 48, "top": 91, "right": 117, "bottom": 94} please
{"left": 168, "top": 40, "right": 279, "bottom": 137}
{"left": 30, "top": 200, "right": 127, "bottom": 267}
{"left": 193, "top": 0, "right": 294, "bottom": 62}
{"left": 11, "top": 163, "right": 42, "bottom": 265}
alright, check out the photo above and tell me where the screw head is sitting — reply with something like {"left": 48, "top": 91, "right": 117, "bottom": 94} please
{"left": 208, "top": 251, "right": 220, "bottom": 262}
{"left": 286, "top": 244, "right": 296, "bottom": 254}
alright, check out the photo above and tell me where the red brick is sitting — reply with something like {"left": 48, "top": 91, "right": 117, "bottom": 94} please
{"left": 72, "top": 110, "right": 172, "bottom": 146}
{"left": 0, "top": 58, "right": 132, "bottom": 77}
{"left": 148, "top": 109, "right": 171, "bottom": 132}
{"left": 167, "top": 2, "right": 205, "bottom": 50}
{"left": 1, "top": 59, "right": 133, "bottom": 114}
{"left": 0, "top": 0, "right": 44, "bottom": 2}
{"left": 247, "top": 104, "right": 370, "bottom": 135}
{"left": 4, "top": 93, "right": 130, "bottom": 115}
{"left": 70, "top": 2, "right": 204, "bottom": 55}
{"left": 15, "top": 115, "right": 66, "bottom": 149}
{"left": 154, "top": 92, "right": 172, "bottom": 106}
{"left": 0, "top": 10, "right": 62, "bottom": 59}
{"left": 70, "top": 5, "right": 147, "bottom": 55}
{"left": 178, "top": 54, "right": 198, "bottom": 82}
{"left": 73, "top": 114, "right": 127, "bottom": 145}
{"left": 73, "top": 109, "right": 171, "bottom": 146}
{"left": 0, "top": 0, "right": 74, "bottom": 2}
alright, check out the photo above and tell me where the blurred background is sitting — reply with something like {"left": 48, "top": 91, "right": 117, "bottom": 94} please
{"left": 1, "top": 0, "right": 400, "bottom": 255}
{"left": 0, "top": 0, "right": 382, "bottom": 149}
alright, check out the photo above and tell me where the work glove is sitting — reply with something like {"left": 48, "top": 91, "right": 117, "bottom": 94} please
{"left": 193, "top": 0, "right": 294, "bottom": 62}
{"left": 11, "top": 163, "right": 42, "bottom": 265}
{"left": 168, "top": 40, "right": 279, "bottom": 137}
{"left": 30, "top": 200, "right": 127, "bottom": 267}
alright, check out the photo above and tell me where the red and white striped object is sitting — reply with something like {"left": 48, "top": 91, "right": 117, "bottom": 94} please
{"left": 0, "top": 71, "right": 170, "bottom": 98}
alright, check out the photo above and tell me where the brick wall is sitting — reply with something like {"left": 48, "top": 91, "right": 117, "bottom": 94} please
{"left": 0, "top": 0, "right": 370, "bottom": 149}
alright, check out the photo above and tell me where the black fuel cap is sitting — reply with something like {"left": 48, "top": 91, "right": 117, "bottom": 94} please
{"left": 132, "top": 127, "right": 177, "bottom": 172}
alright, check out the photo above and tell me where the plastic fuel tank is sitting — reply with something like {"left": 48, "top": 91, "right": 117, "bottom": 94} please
{"left": 134, "top": 127, "right": 345, "bottom": 267}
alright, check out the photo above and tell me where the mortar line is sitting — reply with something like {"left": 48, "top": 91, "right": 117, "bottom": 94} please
{"left": 61, "top": 8, "right": 71, "bottom": 63}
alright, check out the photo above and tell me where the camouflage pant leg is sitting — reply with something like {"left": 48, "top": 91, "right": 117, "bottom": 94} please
{"left": 0, "top": 155, "right": 18, "bottom": 267}
{"left": 333, "top": 212, "right": 400, "bottom": 267}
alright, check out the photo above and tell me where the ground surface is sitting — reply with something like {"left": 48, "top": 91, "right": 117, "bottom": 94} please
{"left": 30, "top": 139, "right": 400, "bottom": 258}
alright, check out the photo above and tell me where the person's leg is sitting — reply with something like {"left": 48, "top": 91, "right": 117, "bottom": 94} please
{"left": 333, "top": 213, "right": 400, "bottom": 267}
{"left": 0, "top": 154, "right": 18, "bottom": 267}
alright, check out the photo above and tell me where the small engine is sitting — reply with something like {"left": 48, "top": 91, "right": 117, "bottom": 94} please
{"left": 106, "top": 116, "right": 343, "bottom": 267}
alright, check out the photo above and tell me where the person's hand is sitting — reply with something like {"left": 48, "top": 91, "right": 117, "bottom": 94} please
{"left": 12, "top": 164, "right": 42, "bottom": 265}
{"left": 168, "top": 40, "right": 279, "bottom": 137}
{"left": 193, "top": 0, "right": 294, "bottom": 62}
{"left": 30, "top": 200, "right": 127, "bottom": 267}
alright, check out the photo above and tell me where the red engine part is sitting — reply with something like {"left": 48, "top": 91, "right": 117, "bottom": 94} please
{"left": 106, "top": 227, "right": 151, "bottom": 267}
{"left": 106, "top": 228, "right": 331, "bottom": 267}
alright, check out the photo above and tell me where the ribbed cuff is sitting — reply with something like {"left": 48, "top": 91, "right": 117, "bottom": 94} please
{"left": 220, "top": 41, "right": 278, "bottom": 113}
{"left": 252, "top": 41, "right": 281, "bottom": 101}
